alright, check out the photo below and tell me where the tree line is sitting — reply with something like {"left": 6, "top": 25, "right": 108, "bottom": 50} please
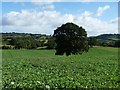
{"left": 1, "top": 33, "right": 55, "bottom": 49}
{"left": 1, "top": 33, "right": 120, "bottom": 50}
{"left": 1, "top": 23, "right": 120, "bottom": 50}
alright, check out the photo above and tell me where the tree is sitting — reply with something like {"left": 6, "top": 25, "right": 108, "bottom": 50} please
{"left": 53, "top": 22, "right": 89, "bottom": 56}
{"left": 46, "top": 37, "right": 56, "bottom": 49}
{"left": 88, "top": 37, "right": 98, "bottom": 47}
{"left": 9, "top": 37, "right": 40, "bottom": 49}
{"left": 114, "top": 40, "right": 120, "bottom": 47}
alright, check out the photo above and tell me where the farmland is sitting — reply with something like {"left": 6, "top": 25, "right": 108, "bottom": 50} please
{"left": 2, "top": 46, "right": 119, "bottom": 89}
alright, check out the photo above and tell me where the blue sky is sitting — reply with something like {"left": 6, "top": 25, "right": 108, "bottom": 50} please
{"left": 1, "top": 1, "right": 119, "bottom": 36}
{"left": 54, "top": 2, "right": 118, "bottom": 20}
{"left": 2, "top": 2, "right": 118, "bottom": 18}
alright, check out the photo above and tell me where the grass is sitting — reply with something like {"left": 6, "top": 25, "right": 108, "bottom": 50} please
{"left": 2, "top": 46, "right": 119, "bottom": 89}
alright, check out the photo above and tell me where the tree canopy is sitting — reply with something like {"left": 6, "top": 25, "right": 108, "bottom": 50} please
{"left": 53, "top": 22, "right": 89, "bottom": 56}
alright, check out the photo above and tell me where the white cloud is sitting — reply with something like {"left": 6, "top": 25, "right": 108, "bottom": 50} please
{"left": 81, "top": 11, "right": 93, "bottom": 17}
{"left": 96, "top": 5, "right": 110, "bottom": 16}
{"left": 31, "top": 0, "right": 57, "bottom": 11}
{"left": 74, "top": 13, "right": 118, "bottom": 36}
{"left": 2, "top": 9, "right": 118, "bottom": 36}
{"left": 64, "top": 14, "right": 74, "bottom": 22}
{"left": 110, "top": 17, "right": 120, "bottom": 23}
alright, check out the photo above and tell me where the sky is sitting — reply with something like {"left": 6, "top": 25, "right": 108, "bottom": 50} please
{"left": 1, "top": 0, "right": 119, "bottom": 36}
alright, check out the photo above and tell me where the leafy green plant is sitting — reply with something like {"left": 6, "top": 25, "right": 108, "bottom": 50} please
{"left": 2, "top": 47, "right": 119, "bottom": 89}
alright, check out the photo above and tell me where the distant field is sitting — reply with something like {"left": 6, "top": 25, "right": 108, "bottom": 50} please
{"left": 2, "top": 47, "right": 119, "bottom": 88}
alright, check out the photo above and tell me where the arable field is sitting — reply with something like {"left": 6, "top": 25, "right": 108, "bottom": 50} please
{"left": 2, "top": 47, "right": 119, "bottom": 89}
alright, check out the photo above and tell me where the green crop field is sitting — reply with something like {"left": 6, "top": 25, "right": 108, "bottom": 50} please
{"left": 2, "top": 46, "right": 119, "bottom": 89}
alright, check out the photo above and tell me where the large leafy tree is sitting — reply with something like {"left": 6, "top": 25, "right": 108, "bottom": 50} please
{"left": 53, "top": 22, "right": 89, "bottom": 56}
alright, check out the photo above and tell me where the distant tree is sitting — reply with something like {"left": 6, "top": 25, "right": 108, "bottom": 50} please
{"left": 47, "top": 37, "right": 56, "bottom": 49}
{"left": 25, "top": 39, "right": 31, "bottom": 49}
{"left": 30, "top": 40, "right": 37, "bottom": 49}
{"left": 2, "top": 45, "right": 11, "bottom": 49}
{"left": 114, "top": 40, "right": 120, "bottom": 47}
{"left": 15, "top": 39, "right": 25, "bottom": 49}
{"left": 9, "top": 38, "right": 17, "bottom": 45}
{"left": 39, "top": 41, "right": 45, "bottom": 47}
{"left": 53, "top": 22, "right": 89, "bottom": 56}
{"left": 9, "top": 37, "right": 40, "bottom": 49}
{"left": 88, "top": 37, "right": 98, "bottom": 47}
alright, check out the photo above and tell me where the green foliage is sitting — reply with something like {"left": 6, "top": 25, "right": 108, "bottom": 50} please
{"left": 2, "top": 45, "right": 13, "bottom": 49}
{"left": 88, "top": 37, "right": 98, "bottom": 47}
{"left": 46, "top": 37, "right": 56, "bottom": 49}
{"left": 114, "top": 40, "right": 120, "bottom": 47}
{"left": 1, "top": 33, "right": 120, "bottom": 49}
{"left": 53, "top": 22, "right": 89, "bottom": 56}
{"left": 2, "top": 47, "right": 119, "bottom": 89}
{"left": 95, "top": 34, "right": 120, "bottom": 47}
{"left": 96, "top": 34, "right": 120, "bottom": 40}
{"left": 1, "top": 32, "right": 51, "bottom": 49}
{"left": 8, "top": 37, "right": 41, "bottom": 49}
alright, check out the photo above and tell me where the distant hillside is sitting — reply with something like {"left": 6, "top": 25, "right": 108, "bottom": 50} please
{"left": 96, "top": 34, "right": 120, "bottom": 41}
{"left": 1, "top": 33, "right": 120, "bottom": 49}
{"left": 93, "top": 34, "right": 120, "bottom": 47}
{"left": 0, "top": 32, "right": 52, "bottom": 49}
